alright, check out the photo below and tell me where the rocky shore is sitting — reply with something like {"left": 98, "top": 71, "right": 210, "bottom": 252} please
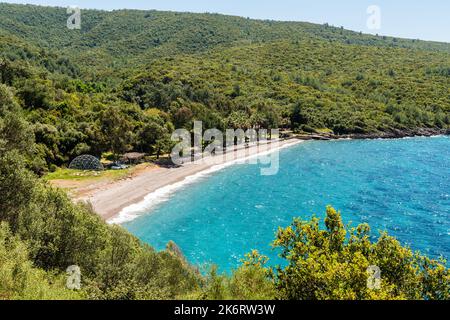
{"left": 295, "top": 128, "right": 450, "bottom": 141}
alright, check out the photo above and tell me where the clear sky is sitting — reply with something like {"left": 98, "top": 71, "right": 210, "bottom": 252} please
{"left": 2, "top": 0, "right": 450, "bottom": 42}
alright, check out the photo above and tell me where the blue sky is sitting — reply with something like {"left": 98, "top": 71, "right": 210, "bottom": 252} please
{"left": 2, "top": 0, "right": 450, "bottom": 42}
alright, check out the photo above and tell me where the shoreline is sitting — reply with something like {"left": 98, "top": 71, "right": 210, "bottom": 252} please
{"left": 75, "top": 131, "right": 449, "bottom": 224}
{"left": 321, "top": 128, "right": 449, "bottom": 141}
{"left": 78, "top": 138, "right": 304, "bottom": 224}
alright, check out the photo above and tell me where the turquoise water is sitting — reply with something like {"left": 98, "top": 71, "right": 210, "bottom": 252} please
{"left": 124, "top": 136, "right": 450, "bottom": 271}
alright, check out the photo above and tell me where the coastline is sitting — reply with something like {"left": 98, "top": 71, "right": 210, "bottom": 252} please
{"left": 75, "top": 129, "right": 449, "bottom": 224}
{"left": 77, "top": 138, "right": 304, "bottom": 224}
{"left": 326, "top": 128, "right": 449, "bottom": 140}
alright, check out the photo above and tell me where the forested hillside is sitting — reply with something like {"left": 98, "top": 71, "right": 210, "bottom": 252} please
{"left": 0, "top": 3, "right": 448, "bottom": 171}
{"left": 1, "top": 3, "right": 449, "bottom": 63}
{"left": 123, "top": 40, "right": 449, "bottom": 134}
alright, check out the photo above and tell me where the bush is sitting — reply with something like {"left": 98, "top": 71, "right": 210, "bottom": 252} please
{"left": 0, "top": 222, "right": 84, "bottom": 300}
{"left": 0, "top": 150, "right": 201, "bottom": 300}
{"left": 271, "top": 206, "right": 449, "bottom": 300}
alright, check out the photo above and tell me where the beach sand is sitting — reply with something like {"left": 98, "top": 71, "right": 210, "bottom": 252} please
{"left": 75, "top": 138, "right": 303, "bottom": 222}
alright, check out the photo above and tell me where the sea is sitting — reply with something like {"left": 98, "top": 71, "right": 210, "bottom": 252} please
{"left": 123, "top": 136, "right": 450, "bottom": 271}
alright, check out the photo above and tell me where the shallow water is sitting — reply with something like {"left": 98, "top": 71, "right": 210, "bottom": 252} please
{"left": 124, "top": 136, "right": 450, "bottom": 271}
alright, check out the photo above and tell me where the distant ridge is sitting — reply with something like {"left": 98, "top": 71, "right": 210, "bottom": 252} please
{"left": 0, "top": 2, "right": 448, "bottom": 62}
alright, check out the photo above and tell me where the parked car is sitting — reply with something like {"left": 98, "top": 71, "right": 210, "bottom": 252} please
{"left": 110, "top": 162, "right": 129, "bottom": 170}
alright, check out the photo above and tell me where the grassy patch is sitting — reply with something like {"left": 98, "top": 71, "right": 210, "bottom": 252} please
{"left": 315, "top": 128, "right": 334, "bottom": 134}
{"left": 44, "top": 167, "right": 133, "bottom": 182}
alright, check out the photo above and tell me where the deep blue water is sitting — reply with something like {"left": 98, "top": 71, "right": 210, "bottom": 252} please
{"left": 124, "top": 136, "right": 450, "bottom": 271}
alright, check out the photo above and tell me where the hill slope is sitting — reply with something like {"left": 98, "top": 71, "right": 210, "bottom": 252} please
{"left": 123, "top": 39, "right": 449, "bottom": 133}
{"left": 0, "top": 3, "right": 449, "bottom": 72}
{"left": 0, "top": 2, "right": 448, "bottom": 170}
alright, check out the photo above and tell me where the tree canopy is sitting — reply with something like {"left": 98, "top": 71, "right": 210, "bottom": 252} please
{"left": 0, "top": 3, "right": 448, "bottom": 172}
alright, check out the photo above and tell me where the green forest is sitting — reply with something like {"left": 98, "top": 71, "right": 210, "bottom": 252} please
{"left": 0, "top": 3, "right": 449, "bottom": 170}
{"left": 0, "top": 3, "right": 449, "bottom": 300}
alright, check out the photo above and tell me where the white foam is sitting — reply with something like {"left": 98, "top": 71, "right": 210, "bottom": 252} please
{"left": 108, "top": 140, "right": 303, "bottom": 225}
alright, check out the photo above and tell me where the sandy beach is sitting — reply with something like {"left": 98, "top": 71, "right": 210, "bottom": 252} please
{"left": 74, "top": 138, "right": 303, "bottom": 223}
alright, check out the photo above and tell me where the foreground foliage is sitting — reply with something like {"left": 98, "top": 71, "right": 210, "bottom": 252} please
{"left": 0, "top": 97, "right": 201, "bottom": 300}
{"left": 0, "top": 149, "right": 201, "bottom": 299}
{"left": 195, "top": 207, "right": 449, "bottom": 300}
{"left": 272, "top": 206, "right": 449, "bottom": 300}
